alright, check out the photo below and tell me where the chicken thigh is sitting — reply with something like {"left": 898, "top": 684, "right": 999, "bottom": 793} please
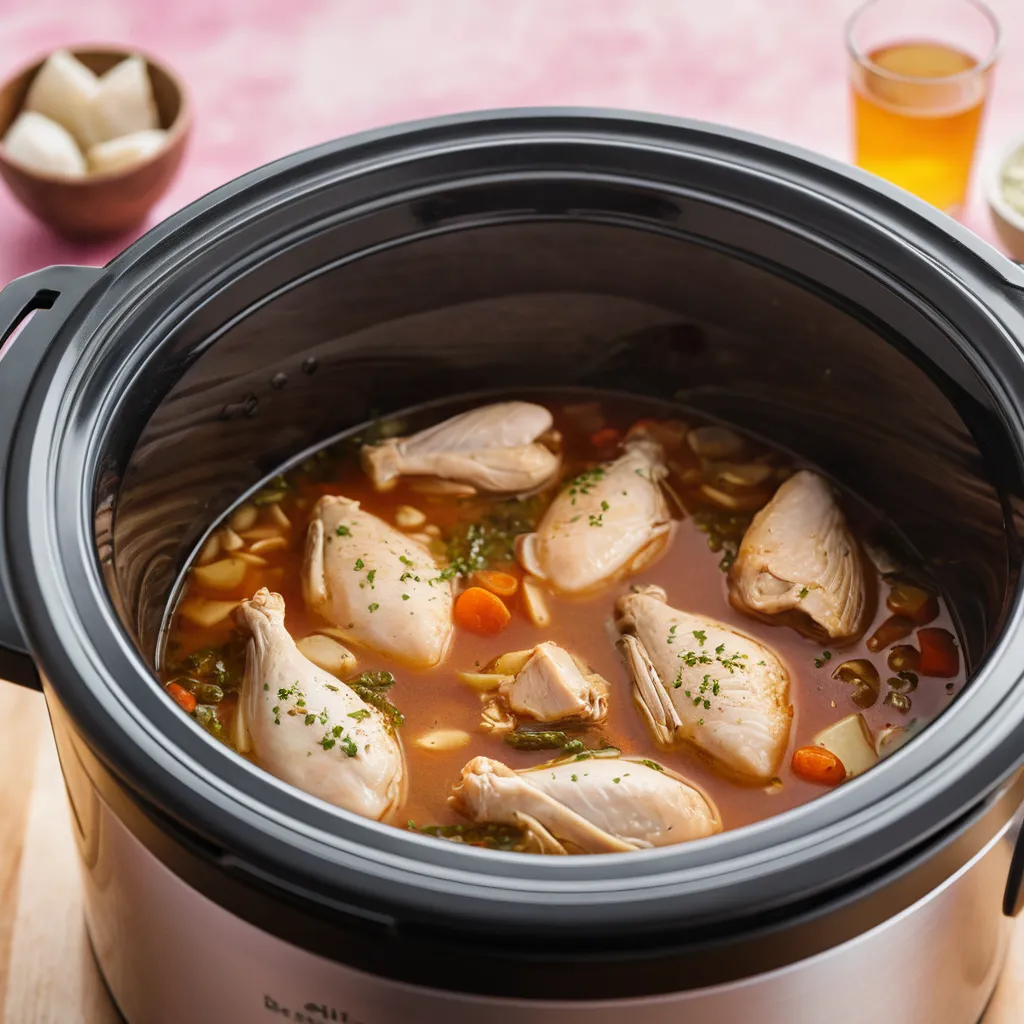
{"left": 450, "top": 754, "right": 720, "bottom": 853}
{"left": 237, "top": 589, "right": 405, "bottom": 820}
{"left": 481, "top": 641, "right": 609, "bottom": 732}
{"left": 303, "top": 495, "right": 454, "bottom": 668}
{"left": 729, "top": 470, "right": 869, "bottom": 643}
{"left": 361, "top": 401, "right": 561, "bottom": 494}
{"left": 516, "top": 436, "right": 674, "bottom": 594}
{"left": 616, "top": 586, "right": 792, "bottom": 781}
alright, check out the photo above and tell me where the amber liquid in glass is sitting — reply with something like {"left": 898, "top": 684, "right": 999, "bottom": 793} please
{"left": 852, "top": 41, "right": 985, "bottom": 213}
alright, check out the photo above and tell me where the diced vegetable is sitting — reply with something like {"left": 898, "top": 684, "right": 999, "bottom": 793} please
{"left": 699, "top": 484, "right": 769, "bottom": 512}
{"left": 490, "top": 649, "right": 534, "bottom": 676}
{"left": 454, "top": 587, "right": 511, "bottom": 635}
{"left": 178, "top": 598, "right": 241, "bottom": 628}
{"left": 688, "top": 425, "right": 744, "bottom": 460}
{"left": 394, "top": 505, "right": 427, "bottom": 529}
{"left": 191, "top": 556, "right": 247, "bottom": 591}
{"left": 165, "top": 681, "right": 196, "bottom": 714}
{"left": 917, "top": 627, "right": 959, "bottom": 678}
{"left": 832, "top": 658, "right": 880, "bottom": 709}
{"left": 887, "top": 670, "right": 918, "bottom": 694}
{"left": 866, "top": 615, "right": 914, "bottom": 652}
{"left": 590, "top": 427, "right": 622, "bottom": 449}
{"left": 472, "top": 570, "right": 519, "bottom": 597}
{"left": 410, "top": 479, "right": 478, "bottom": 497}
{"left": 887, "top": 645, "right": 920, "bottom": 674}
{"left": 197, "top": 533, "right": 221, "bottom": 565}
{"left": 346, "top": 671, "right": 404, "bottom": 732}
{"left": 414, "top": 729, "right": 472, "bottom": 752}
{"left": 456, "top": 671, "right": 509, "bottom": 692}
{"left": 229, "top": 503, "right": 258, "bottom": 532}
{"left": 521, "top": 578, "right": 551, "bottom": 628}
{"left": 219, "top": 527, "right": 244, "bottom": 552}
{"left": 883, "top": 691, "right": 912, "bottom": 714}
{"left": 791, "top": 746, "right": 845, "bottom": 787}
{"left": 249, "top": 536, "right": 288, "bottom": 554}
{"left": 239, "top": 527, "right": 284, "bottom": 542}
{"left": 876, "top": 725, "right": 910, "bottom": 757}
{"left": 268, "top": 503, "right": 291, "bottom": 530}
{"left": 886, "top": 583, "right": 939, "bottom": 625}
{"left": 296, "top": 634, "right": 357, "bottom": 677}
{"left": 715, "top": 462, "right": 773, "bottom": 488}
{"left": 813, "top": 713, "right": 879, "bottom": 778}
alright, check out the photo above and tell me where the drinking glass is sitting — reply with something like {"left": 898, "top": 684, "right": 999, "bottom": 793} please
{"left": 847, "top": 0, "right": 1000, "bottom": 216}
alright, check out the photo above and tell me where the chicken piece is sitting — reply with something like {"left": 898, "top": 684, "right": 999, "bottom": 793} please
{"left": 361, "top": 401, "right": 561, "bottom": 493}
{"left": 729, "top": 470, "right": 869, "bottom": 643}
{"left": 516, "top": 437, "right": 674, "bottom": 594}
{"left": 482, "top": 642, "right": 609, "bottom": 732}
{"left": 302, "top": 495, "right": 453, "bottom": 668}
{"left": 616, "top": 586, "right": 791, "bottom": 781}
{"left": 450, "top": 755, "right": 720, "bottom": 853}
{"left": 237, "top": 589, "right": 405, "bottom": 820}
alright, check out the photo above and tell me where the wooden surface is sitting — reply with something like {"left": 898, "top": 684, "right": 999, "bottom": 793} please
{"left": 0, "top": 686, "right": 1020, "bottom": 1022}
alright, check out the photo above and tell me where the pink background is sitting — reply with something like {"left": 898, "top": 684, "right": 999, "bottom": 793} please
{"left": 1, "top": 0, "right": 1023, "bottom": 279}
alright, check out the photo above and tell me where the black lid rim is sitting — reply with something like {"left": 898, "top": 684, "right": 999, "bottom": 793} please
{"left": 6, "top": 109, "right": 1024, "bottom": 939}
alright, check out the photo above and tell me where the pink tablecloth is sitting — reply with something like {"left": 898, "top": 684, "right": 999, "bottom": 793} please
{"left": 1, "top": 0, "right": 1023, "bottom": 279}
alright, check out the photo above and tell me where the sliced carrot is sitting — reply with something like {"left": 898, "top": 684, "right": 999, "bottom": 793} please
{"left": 917, "top": 627, "right": 959, "bottom": 678}
{"left": 454, "top": 587, "right": 511, "bottom": 635}
{"left": 791, "top": 745, "right": 846, "bottom": 786}
{"left": 472, "top": 570, "right": 519, "bottom": 598}
{"left": 590, "top": 427, "right": 622, "bottom": 449}
{"left": 166, "top": 681, "right": 197, "bottom": 714}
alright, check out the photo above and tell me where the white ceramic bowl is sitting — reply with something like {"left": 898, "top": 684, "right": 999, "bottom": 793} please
{"left": 984, "top": 133, "right": 1024, "bottom": 262}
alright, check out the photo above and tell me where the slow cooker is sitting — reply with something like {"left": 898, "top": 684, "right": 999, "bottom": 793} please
{"left": 2, "top": 110, "right": 1024, "bottom": 1024}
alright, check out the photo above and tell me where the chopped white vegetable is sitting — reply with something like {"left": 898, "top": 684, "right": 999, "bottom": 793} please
{"left": 87, "top": 129, "right": 166, "bottom": 175}
{"left": 414, "top": 729, "right": 472, "bottom": 752}
{"left": 23, "top": 50, "right": 98, "bottom": 147}
{"left": 88, "top": 56, "right": 158, "bottom": 144}
{"left": 295, "top": 634, "right": 357, "bottom": 677}
{"left": 2, "top": 111, "right": 85, "bottom": 177}
{"left": 813, "top": 713, "right": 879, "bottom": 778}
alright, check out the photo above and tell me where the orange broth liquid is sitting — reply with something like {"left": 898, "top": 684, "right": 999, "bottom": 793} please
{"left": 160, "top": 395, "right": 965, "bottom": 843}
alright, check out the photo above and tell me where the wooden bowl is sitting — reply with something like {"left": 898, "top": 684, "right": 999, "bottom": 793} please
{"left": 0, "top": 47, "right": 191, "bottom": 239}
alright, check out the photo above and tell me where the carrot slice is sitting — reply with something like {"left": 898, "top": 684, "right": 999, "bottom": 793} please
{"left": 454, "top": 587, "right": 511, "bottom": 635}
{"left": 590, "top": 427, "right": 622, "bottom": 449}
{"left": 917, "top": 627, "right": 959, "bottom": 678}
{"left": 472, "top": 570, "right": 519, "bottom": 597}
{"left": 791, "top": 745, "right": 846, "bottom": 786}
{"left": 166, "top": 681, "right": 197, "bottom": 714}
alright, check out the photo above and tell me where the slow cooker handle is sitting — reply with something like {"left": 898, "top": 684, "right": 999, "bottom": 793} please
{"left": 0, "top": 265, "right": 104, "bottom": 690}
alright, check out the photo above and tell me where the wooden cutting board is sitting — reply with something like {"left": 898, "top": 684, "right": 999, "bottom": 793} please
{"left": 1, "top": 683, "right": 1022, "bottom": 1023}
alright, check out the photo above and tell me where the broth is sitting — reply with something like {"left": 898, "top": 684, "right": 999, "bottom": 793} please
{"left": 159, "top": 393, "right": 964, "bottom": 849}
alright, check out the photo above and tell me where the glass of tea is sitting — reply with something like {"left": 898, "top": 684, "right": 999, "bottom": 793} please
{"left": 847, "top": 0, "right": 1000, "bottom": 216}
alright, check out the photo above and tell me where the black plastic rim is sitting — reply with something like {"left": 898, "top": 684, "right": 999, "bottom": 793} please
{"left": 6, "top": 109, "right": 1024, "bottom": 987}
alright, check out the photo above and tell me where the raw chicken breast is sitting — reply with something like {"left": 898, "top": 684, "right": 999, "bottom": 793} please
{"left": 451, "top": 755, "right": 720, "bottom": 853}
{"left": 87, "top": 128, "right": 166, "bottom": 174}
{"left": 2, "top": 112, "right": 85, "bottom": 177}
{"left": 237, "top": 589, "right": 405, "bottom": 820}
{"left": 23, "top": 50, "right": 98, "bottom": 147}
{"left": 302, "top": 495, "right": 454, "bottom": 668}
{"left": 361, "top": 402, "right": 560, "bottom": 493}
{"left": 729, "top": 470, "right": 869, "bottom": 643}
{"left": 516, "top": 436, "right": 674, "bottom": 594}
{"left": 483, "top": 642, "right": 608, "bottom": 731}
{"left": 88, "top": 56, "right": 159, "bottom": 145}
{"left": 616, "top": 586, "right": 791, "bottom": 781}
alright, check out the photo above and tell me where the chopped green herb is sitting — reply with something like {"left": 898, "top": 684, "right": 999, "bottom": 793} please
{"left": 639, "top": 759, "right": 665, "bottom": 772}
{"left": 368, "top": 602, "right": 379, "bottom": 613}
{"left": 336, "top": 524, "right": 351, "bottom": 537}
{"left": 798, "top": 586, "right": 809, "bottom": 599}
{"left": 588, "top": 512, "right": 604, "bottom": 527}
{"left": 402, "top": 593, "right": 410, "bottom": 601}
{"left": 612, "top": 777, "right": 621, "bottom": 784}
{"left": 348, "top": 709, "right": 371, "bottom": 721}
{"left": 366, "top": 569, "right": 377, "bottom": 588}
{"left": 347, "top": 671, "right": 404, "bottom": 732}
{"left": 411, "top": 822, "right": 527, "bottom": 852}
{"left": 692, "top": 629, "right": 707, "bottom": 645}
{"left": 354, "top": 558, "right": 364, "bottom": 570}
{"left": 340, "top": 735, "right": 359, "bottom": 757}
